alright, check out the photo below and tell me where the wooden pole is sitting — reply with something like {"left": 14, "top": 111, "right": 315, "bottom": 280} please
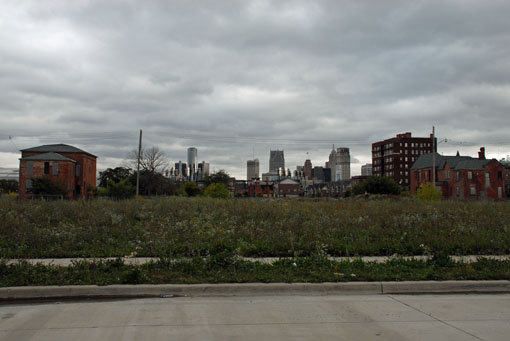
{"left": 432, "top": 126, "right": 435, "bottom": 185}
{"left": 136, "top": 129, "right": 142, "bottom": 200}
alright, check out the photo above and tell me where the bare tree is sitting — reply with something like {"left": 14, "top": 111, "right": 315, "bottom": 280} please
{"left": 128, "top": 146, "right": 169, "bottom": 196}
{"left": 129, "top": 146, "right": 168, "bottom": 174}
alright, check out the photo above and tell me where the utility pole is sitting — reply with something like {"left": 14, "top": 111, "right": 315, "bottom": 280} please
{"left": 432, "top": 126, "right": 435, "bottom": 185}
{"left": 136, "top": 129, "right": 142, "bottom": 200}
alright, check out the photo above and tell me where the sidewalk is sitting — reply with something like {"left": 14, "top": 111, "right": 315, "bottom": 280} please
{"left": 5, "top": 255, "right": 510, "bottom": 266}
{"left": 3, "top": 294, "right": 510, "bottom": 340}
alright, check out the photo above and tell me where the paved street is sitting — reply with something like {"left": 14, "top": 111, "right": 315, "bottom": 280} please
{"left": 1, "top": 294, "right": 509, "bottom": 340}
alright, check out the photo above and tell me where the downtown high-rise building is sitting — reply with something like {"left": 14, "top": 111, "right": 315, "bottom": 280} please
{"left": 247, "top": 159, "right": 259, "bottom": 180}
{"left": 187, "top": 147, "right": 198, "bottom": 180}
{"left": 328, "top": 147, "right": 350, "bottom": 181}
{"left": 303, "top": 159, "right": 312, "bottom": 179}
{"left": 197, "top": 161, "right": 210, "bottom": 181}
{"left": 269, "top": 150, "right": 285, "bottom": 173}
{"left": 174, "top": 161, "right": 188, "bottom": 177}
{"left": 361, "top": 163, "right": 373, "bottom": 176}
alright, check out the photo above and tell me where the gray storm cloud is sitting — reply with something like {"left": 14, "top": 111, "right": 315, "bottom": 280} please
{"left": 1, "top": 0, "right": 510, "bottom": 177}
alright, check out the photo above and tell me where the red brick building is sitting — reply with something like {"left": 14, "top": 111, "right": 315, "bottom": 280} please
{"left": 276, "top": 178, "right": 302, "bottom": 197}
{"left": 372, "top": 132, "right": 436, "bottom": 187}
{"left": 410, "top": 148, "right": 506, "bottom": 200}
{"left": 19, "top": 144, "right": 97, "bottom": 200}
{"left": 248, "top": 179, "right": 275, "bottom": 197}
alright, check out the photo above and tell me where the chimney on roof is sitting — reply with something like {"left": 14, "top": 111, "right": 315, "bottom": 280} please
{"left": 478, "top": 147, "right": 485, "bottom": 160}
{"left": 456, "top": 151, "right": 460, "bottom": 157}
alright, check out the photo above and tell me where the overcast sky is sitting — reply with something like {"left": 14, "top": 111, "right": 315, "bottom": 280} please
{"left": 1, "top": 0, "right": 510, "bottom": 179}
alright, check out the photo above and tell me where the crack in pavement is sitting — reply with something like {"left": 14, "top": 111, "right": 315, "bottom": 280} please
{"left": 388, "top": 295, "right": 486, "bottom": 341}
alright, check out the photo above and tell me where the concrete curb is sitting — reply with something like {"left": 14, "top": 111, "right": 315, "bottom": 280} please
{"left": 1, "top": 281, "right": 509, "bottom": 300}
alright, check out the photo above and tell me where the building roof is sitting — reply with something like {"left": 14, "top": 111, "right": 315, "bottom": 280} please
{"left": 412, "top": 153, "right": 494, "bottom": 171}
{"left": 21, "top": 152, "right": 77, "bottom": 163}
{"left": 279, "top": 178, "right": 300, "bottom": 185}
{"left": 21, "top": 144, "right": 96, "bottom": 157}
{"left": 455, "top": 159, "right": 491, "bottom": 170}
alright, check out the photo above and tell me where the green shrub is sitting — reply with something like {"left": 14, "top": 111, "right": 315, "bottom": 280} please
{"left": 204, "top": 183, "right": 230, "bottom": 198}
{"left": 29, "top": 177, "right": 69, "bottom": 195}
{"left": 416, "top": 183, "right": 442, "bottom": 201}
{"left": 179, "top": 181, "right": 201, "bottom": 197}
{"left": 352, "top": 176, "right": 401, "bottom": 195}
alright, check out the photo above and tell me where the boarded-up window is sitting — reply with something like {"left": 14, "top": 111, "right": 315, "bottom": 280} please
{"left": 26, "top": 162, "right": 33, "bottom": 175}
{"left": 44, "top": 162, "right": 50, "bottom": 175}
{"left": 76, "top": 164, "right": 81, "bottom": 177}
{"left": 468, "top": 171, "right": 472, "bottom": 180}
{"left": 498, "top": 187, "right": 503, "bottom": 199}
{"left": 485, "top": 173, "right": 490, "bottom": 188}
{"left": 470, "top": 185, "right": 476, "bottom": 195}
{"left": 52, "top": 162, "right": 59, "bottom": 175}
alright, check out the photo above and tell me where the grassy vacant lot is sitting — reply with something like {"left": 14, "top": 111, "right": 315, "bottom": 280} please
{"left": 1, "top": 198, "right": 510, "bottom": 258}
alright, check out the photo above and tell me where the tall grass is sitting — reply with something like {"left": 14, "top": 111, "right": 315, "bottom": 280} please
{"left": 1, "top": 198, "right": 510, "bottom": 258}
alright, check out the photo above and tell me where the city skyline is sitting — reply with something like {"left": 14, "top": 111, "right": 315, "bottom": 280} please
{"left": 1, "top": 1, "right": 510, "bottom": 180}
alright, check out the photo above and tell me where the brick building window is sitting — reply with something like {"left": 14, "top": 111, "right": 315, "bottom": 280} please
{"left": 470, "top": 185, "right": 476, "bottom": 195}
{"left": 26, "top": 161, "right": 33, "bottom": 175}
{"left": 468, "top": 171, "right": 472, "bottom": 180}
{"left": 52, "top": 162, "right": 59, "bottom": 175}
{"left": 76, "top": 165, "right": 81, "bottom": 177}
{"left": 498, "top": 171, "right": 503, "bottom": 181}
{"left": 485, "top": 173, "right": 490, "bottom": 188}
{"left": 44, "top": 162, "right": 50, "bottom": 175}
{"left": 26, "top": 179, "right": 32, "bottom": 190}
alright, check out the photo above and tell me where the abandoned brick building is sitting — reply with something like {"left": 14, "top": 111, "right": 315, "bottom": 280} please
{"left": 19, "top": 144, "right": 97, "bottom": 199}
{"left": 410, "top": 148, "right": 506, "bottom": 200}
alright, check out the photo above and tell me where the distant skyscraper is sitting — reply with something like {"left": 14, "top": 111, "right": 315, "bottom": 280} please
{"left": 329, "top": 147, "right": 350, "bottom": 181}
{"left": 187, "top": 147, "right": 197, "bottom": 179}
{"left": 312, "top": 166, "right": 325, "bottom": 181}
{"left": 361, "top": 164, "right": 373, "bottom": 176}
{"left": 269, "top": 150, "right": 285, "bottom": 173}
{"left": 303, "top": 159, "right": 312, "bottom": 179}
{"left": 175, "top": 161, "right": 187, "bottom": 177}
{"left": 247, "top": 159, "right": 259, "bottom": 180}
{"left": 197, "top": 161, "right": 210, "bottom": 181}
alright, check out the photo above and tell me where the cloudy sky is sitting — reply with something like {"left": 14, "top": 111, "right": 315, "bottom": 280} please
{"left": 1, "top": 0, "right": 510, "bottom": 179}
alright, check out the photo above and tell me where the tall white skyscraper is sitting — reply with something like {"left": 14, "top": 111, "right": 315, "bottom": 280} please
{"left": 328, "top": 147, "right": 350, "bottom": 181}
{"left": 187, "top": 147, "right": 197, "bottom": 180}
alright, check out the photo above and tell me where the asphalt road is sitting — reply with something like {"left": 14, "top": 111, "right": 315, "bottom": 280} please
{"left": 1, "top": 294, "right": 509, "bottom": 340}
